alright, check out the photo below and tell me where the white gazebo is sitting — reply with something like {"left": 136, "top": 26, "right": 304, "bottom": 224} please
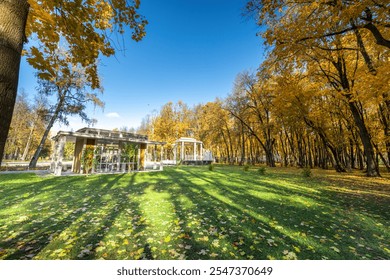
{"left": 172, "top": 137, "right": 213, "bottom": 165}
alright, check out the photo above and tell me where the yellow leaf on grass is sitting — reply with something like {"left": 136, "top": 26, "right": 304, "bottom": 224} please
{"left": 137, "top": 248, "right": 144, "bottom": 255}
{"left": 330, "top": 246, "right": 340, "bottom": 253}
{"left": 164, "top": 236, "right": 171, "bottom": 243}
{"left": 293, "top": 246, "right": 301, "bottom": 253}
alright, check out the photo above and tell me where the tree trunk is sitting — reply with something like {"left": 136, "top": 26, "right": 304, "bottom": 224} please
{"left": 307, "top": 134, "right": 313, "bottom": 168}
{"left": 29, "top": 94, "right": 65, "bottom": 168}
{"left": 239, "top": 124, "right": 245, "bottom": 165}
{"left": 21, "top": 121, "right": 35, "bottom": 161}
{"left": 304, "top": 117, "right": 346, "bottom": 172}
{"left": 349, "top": 139, "right": 355, "bottom": 169}
{"left": 264, "top": 138, "right": 276, "bottom": 167}
{"left": 0, "top": 0, "right": 29, "bottom": 165}
{"left": 373, "top": 142, "right": 390, "bottom": 172}
{"left": 296, "top": 132, "right": 304, "bottom": 167}
{"left": 225, "top": 124, "right": 234, "bottom": 165}
{"left": 279, "top": 132, "right": 288, "bottom": 167}
{"left": 348, "top": 101, "right": 380, "bottom": 176}
{"left": 378, "top": 102, "right": 390, "bottom": 167}
{"left": 285, "top": 130, "right": 298, "bottom": 166}
{"left": 220, "top": 131, "right": 230, "bottom": 164}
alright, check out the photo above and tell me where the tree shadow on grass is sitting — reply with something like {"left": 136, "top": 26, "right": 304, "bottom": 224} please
{"left": 162, "top": 167, "right": 389, "bottom": 259}
{"left": 1, "top": 173, "right": 132, "bottom": 259}
{"left": 1, "top": 168, "right": 388, "bottom": 260}
{"left": 185, "top": 167, "right": 390, "bottom": 222}
{"left": 160, "top": 169, "right": 317, "bottom": 259}
{"left": 75, "top": 173, "right": 153, "bottom": 260}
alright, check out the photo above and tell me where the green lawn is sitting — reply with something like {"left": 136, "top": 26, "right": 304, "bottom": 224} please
{"left": 0, "top": 165, "right": 389, "bottom": 260}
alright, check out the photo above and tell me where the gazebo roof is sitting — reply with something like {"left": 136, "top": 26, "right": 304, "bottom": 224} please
{"left": 174, "top": 137, "right": 203, "bottom": 144}
{"left": 52, "top": 127, "right": 165, "bottom": 145}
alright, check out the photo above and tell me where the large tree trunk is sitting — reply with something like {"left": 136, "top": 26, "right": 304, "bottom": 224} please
{"left": 0, "top": 0, "right": 29, "bottom": 165}
{"left": 264, "top": 138, "right": 276, "bottom": 167}
{"left": 348, "top": 101, "right": 380, "bottom": 177}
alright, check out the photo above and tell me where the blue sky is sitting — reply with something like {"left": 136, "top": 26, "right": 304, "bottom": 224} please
{"left": 18, "top": 0, "right": 265, "bottom": 131}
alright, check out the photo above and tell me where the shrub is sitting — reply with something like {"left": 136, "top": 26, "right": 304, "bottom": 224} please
{"left": 243, "top": 164, "right": 250, "bottom": 171}
{"left": 258, "top": 166, "right": 266, "bottom": 175}
{"left": 81, "top": 147, "right": 96, "bottom": 175}
{"left": 302, "top": 167, "right": 312, "bottom": 177}
{"left": 208, "top": 164, "right": 214, "bottom": 171}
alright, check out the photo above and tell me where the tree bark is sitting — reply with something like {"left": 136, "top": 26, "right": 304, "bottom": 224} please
{"left": 348, "top": 101, "right": 380, "bottom": 176}
{"left": 0, "top": 0, "right": 29, "bottom": 165}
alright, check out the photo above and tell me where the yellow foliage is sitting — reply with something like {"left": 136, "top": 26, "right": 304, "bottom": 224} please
{"left": 25, "top": 0, "right": 148, "bottom": 89}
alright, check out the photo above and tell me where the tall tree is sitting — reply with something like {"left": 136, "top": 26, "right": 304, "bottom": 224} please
{"left": 151, "top": 101, "right": 192, "bottom": 159}
{"left": 0, "top": 0, "right": 29, "bottom": 165}
{"left": 0, "top": 0, "right": 147, "bottom": 165}
{"left": 227, "top": 72, "right": 277, "bottom": 167}
{"left": 4, "top": 90, "right": 48, "bottom": 161}
{"left": 4, "top": 91, "right": 31, "bottom": 160}
{"left": 246, "top": 0, "right": 389, "bottom": 176}
{"left": 29, "top": 51, "right": 103, "bottom": 168}
{"left": 192, "top": 100, "right": 235, "bottom": 163}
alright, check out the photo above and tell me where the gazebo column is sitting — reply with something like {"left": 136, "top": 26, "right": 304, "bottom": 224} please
{"left": 118, "top": 141, "right": 122, "bottom": 172}
{"left": 54, "top": 135, "right": 66, "bottom": 176}
{"left": 139, "top": 143, "right": 147, "bottom": 170}
{"left": 84, "top": 138, "right": 96, "bottom": 174}
{"left": 160, "top": 145, "right": 164, "bottom": 170}
{"left": 173, "top": 144, "right": 177, "bottom": 164}
{"left": 73, "top": 137, "right": 84, "bottom": 173}
{"left": 194, "top": 142, "right": 197, "bottom": 160}
{"left": 50, "top": 140, "right": 56, "bottom": 172}
{"left": 181, "top": 141, "right": 184, "bottom": 161}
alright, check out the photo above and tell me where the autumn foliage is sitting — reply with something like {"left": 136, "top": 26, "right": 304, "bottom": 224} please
{"left": 140, "top": 1, "right": 389, "bottom": 176}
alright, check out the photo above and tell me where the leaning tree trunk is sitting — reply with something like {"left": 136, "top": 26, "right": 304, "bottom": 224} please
{"left": 29, "top": 95, "right": 65, "bottom": 168}
{"left": 0, "top": 0, "right": 29, "bottom": 165}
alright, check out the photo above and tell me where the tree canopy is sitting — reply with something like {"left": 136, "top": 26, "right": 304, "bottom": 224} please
{"left": 0, "top": 0, "right": 147, "bottom": 165}
{"left": 26, "top": 0, "right": 147, "bottom": 88}
{"left": 244, "top": 0, "right": 389, "bottom": 176}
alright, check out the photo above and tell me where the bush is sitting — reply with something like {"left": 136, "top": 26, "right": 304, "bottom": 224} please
{"left": 302, "top": 167, "right": 312, "bottom": 177}
{"left": 208, "top": 164, "right": 214, "bottom": 171}
{"left": 243, "top": 164, "right": 250, "bottom": 171}
{"left": 258, "top": 166, "right": 266, "bottom": 175}
{"left": 81, "top": 147, "right": 96, "bottom": 175}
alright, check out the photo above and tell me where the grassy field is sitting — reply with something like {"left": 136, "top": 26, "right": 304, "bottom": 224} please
{"left": 0, "top": 165, "right": 389, "bottom": 260}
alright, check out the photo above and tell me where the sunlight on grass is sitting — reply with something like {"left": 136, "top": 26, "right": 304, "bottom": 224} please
{"left": 0, "top": 166, "right": 389, "bottom": 260}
